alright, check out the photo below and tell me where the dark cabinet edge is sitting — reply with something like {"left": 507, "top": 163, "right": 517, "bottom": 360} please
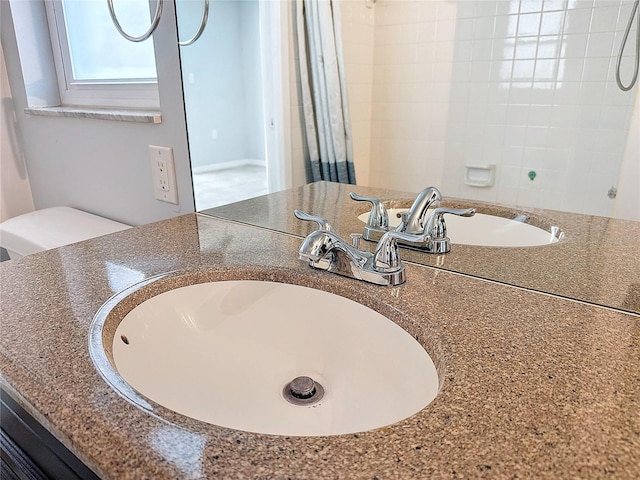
{"left": 1, "top": 388, "right": 101, "bottom": 480}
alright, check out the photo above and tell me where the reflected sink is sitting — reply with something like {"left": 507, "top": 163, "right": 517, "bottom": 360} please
{"left": 358, "top": 208, "right": 563, "bottom": 247}
{"left": 92, "top": 279, "right": 439, "bottom": 436}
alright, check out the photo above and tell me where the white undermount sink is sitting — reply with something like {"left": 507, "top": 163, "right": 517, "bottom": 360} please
{"left": 93, "top": 279, "right": 439, "bottom": 436}
{"left": 358, "top": 208, "right": 562, "bottom": 247}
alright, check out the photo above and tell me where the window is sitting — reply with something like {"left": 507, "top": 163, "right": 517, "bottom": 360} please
{"left": 45, "top": 0, "right": 159, "bottom": 109}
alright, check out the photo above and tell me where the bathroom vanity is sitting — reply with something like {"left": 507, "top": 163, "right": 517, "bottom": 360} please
{"left": 1, "top": 182, "right": 639, "bottom": 479}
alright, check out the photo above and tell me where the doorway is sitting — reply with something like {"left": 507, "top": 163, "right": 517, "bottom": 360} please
{"left": 177, "top": 0, "right": 284, "bottom": 211}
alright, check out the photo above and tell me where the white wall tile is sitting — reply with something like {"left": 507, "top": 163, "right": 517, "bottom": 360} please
{"left": 543, "top": 0, "right": 569, "bottom": 12}
{"left": 563, "top": 7, "right": 592, "bottom": 33}
{"left": 582, "top": 57, "right": 611, "bottom": 81}
{"left": 433, "top": 41, "right": 455, "bottom": 62}
{"left": 560, "top": 33, "right": 588, "bottom": 57}
{"left": 589, "top": 5, "right": 622, "bottom": 33}
{"left": 540, "top": 10, "right": 566, "bottom": 34}
{"left": 453, "top": 40, "right": 474, "bottom": 62}
{"left": 521, "top": 0, "right": 545, "bottom": 14}
{"left": 504, "top": 125, "right": 528, "bottom": 145}
{"left": 494, "top": 14, "right": 519, "bottom": 38}
{"left": 586, "top": 31, "right": 615, "bottom": 57}
{"left": 435, "top": 19, "right": 457, "bottom": 42}
{"left": 472, "top": 39, "right": 494, "bottom": 60}
{"left": 514, "top": 37, "right": 538, "bottom": 59}
{"left": 457, "top": 1, "right": 478, "bottom": 19}
{"left": 535, "top": 58, "right": 559, "bottom": 80}
{"left": 537, "top": 35, "right": 562, "bottom": 58}
{"left": 518, "top": 13, "right": 542, "bottom": 35}
{"left": 475, "top": 16, "right": 497, "bottom": 38}
{"left": 417, "top": 22, "right": 437, "bottom": 44}
{"left": 578, "top": 81, "right": 607, "bottom": 104}
{"left": 418, "top": 1, "right": 438, "bottom": 23}
{"left": 436, "top": 1, "right": 457, "bottom": 21}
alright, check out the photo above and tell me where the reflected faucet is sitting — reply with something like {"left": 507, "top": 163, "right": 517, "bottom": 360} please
{"left": 419, "top": 207, "right": 476, "bottom": 254}
{"left": 395, "top": 187, "right": 442, "bottom": 235}
{"left": 352, "top": 186, "right": 476, "bottom": 254}
{"left": 294, "top": 210, "right": 429, "bottom": 286}
{"left": 351, "top": 186, "right": 443, "bottom": 242}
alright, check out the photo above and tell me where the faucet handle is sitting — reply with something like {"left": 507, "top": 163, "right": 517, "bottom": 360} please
{"left": 427, "top": 207, "right": 475, "bottom": 235}
{"left": 374, "top": 230, "right": 431, "bottom": 271}
{"left": 294, "top": 210, "right": 334, "bottom": 232}
{"left": 424, "top": 207, "right": 476, "bottom": 254}
{"left": 427, "top": 207, "right": 475, "bottom": 230}
{"left": 349, "top": 192, "right": 389, "bottom": 229}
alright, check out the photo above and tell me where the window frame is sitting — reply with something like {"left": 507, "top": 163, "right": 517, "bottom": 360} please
{"left": 44, "top": 0, "right": 160, "bottom": 110}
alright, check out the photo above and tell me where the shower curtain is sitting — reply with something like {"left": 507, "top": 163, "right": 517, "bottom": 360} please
{"left": 295, "top": 0, "right": 356, "bottom": 184}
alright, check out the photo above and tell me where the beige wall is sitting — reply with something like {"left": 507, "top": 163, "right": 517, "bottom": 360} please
{"left": 339, "top": 0, "right": 375, "bottom": 186}
{"left": 287, "top": 1, "right": 307, "bottom": 188}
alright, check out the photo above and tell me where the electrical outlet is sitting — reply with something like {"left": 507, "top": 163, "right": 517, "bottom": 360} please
{"left": 149, "top": 145, "right": 178, "bottom": 204}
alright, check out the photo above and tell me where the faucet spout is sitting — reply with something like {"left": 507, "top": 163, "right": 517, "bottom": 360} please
{"left": 397, "top": 187, "right": 442, "bottom": 235}
{"left": 298, "top": 230, "right": 367, "bottom": 270}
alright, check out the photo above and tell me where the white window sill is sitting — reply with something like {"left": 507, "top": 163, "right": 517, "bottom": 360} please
{"left": 24, "top": 106, "right": 162, "bottom": 124}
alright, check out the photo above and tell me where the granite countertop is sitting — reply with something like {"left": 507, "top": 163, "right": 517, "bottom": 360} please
{"left": 1, "top": 212, "right": 639, "bottom": 479}
{"left": 202, "top": 181, "right": 640, "bottom": 315}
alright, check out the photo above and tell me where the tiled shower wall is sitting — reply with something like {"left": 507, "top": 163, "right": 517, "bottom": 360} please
{"left": 353, "top": 0, "right": 638, "bottom": 216}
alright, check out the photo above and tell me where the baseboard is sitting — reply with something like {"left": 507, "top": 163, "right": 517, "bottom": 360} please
{"left": 192, "top": 159, "right": 266, "bottom": 174}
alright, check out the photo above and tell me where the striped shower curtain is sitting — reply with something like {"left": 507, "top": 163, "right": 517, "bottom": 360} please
{"left": 295, "top": 0, "right": 357, "bottom": 184}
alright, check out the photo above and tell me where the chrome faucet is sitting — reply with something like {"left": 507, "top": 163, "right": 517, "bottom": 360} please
{"left": 352, "top": 187, "right": 476, "bottom": 254}
{"left": 351, "top": 186, "right": 443, "bottom": 242}
{"left": 294, "top": 210, "right": 429, "bottom": 286}
{"left": 418, "top": 207, "right": 475, "bottom": 254}
{"left": 395, "top": 186, "right": 443, "bottom": 235}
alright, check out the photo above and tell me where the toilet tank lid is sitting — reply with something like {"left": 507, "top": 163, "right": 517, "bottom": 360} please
{"left": 0, "top": 207, "right": 131, "bottom": 257}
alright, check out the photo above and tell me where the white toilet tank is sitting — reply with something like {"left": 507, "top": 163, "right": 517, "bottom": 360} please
{"left": 0, "top": 207, "right": 131, "bottom": 260}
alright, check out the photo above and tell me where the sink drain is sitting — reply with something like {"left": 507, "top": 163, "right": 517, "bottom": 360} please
{"left": 283, "top": 376, "right": 324, "bottom": 406}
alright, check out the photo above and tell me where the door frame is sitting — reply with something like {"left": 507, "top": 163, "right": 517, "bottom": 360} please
{"left": 259, "top": 0, "right": 292, "bottom": 193}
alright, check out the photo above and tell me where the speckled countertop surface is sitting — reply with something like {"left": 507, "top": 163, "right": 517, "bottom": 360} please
{"left": 1, "top": 211, "right": 639, "bottom": 479}
{"left": 202, "top": 181, "right": 640, "bottom": 315}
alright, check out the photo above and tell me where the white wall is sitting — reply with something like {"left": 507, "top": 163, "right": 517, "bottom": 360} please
{"left": 1, "top": 46, "right": 34, "bottom": 222}
{"left": 1, "top": 0, "right": 194, "bottom": 227}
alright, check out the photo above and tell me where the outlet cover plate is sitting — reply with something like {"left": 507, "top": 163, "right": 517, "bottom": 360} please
{"left": 150, "top": 145, "right": 178, "bottom": 204}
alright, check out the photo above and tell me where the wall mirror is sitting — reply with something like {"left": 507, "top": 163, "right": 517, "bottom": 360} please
{"left": 183, "top": 0, "right": 639, "bottom": 313}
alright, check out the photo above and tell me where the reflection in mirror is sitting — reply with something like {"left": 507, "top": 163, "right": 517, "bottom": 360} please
{"left": 182, "top": 0, "right": 639, "bottom": 220}
{"left": 338, "top": 0, "right": 639, "bottom": 219}
{"left": 177, "top": 0, "right": 284, "bottom": 210}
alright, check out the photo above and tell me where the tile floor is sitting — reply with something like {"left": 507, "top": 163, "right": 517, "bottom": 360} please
{"left": 192, "top": 165, "right": 269, "bottom": 211}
